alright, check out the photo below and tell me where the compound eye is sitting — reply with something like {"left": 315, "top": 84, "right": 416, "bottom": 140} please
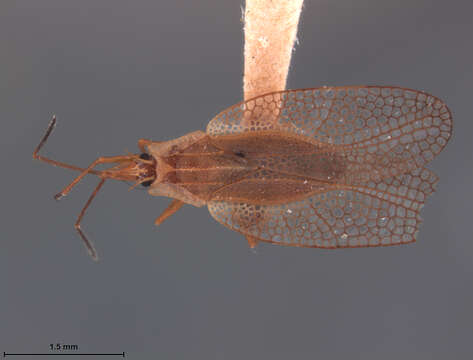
{"left": 141, "top": 180, "right": 153, "bottom": 187}
{"left": 139, "top": 153, "right": 151, "bottom": 160}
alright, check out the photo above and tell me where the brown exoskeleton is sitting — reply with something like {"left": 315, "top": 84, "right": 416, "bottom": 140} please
{"left": 34, "top": 86, "right": 452, "bottom": 260}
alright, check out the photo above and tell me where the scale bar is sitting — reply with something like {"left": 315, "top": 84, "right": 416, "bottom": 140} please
{"left": 3, "top": 353, "right": 125, "bottom": 357}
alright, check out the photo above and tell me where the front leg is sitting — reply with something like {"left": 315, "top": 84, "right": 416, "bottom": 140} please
{"left": 155, "top": 199, "right": 184, "bottom": 226}
{"left": 138, "top": 139, "right": 154, "bottom": 153}
{"left": 55, "top": 155, "right": 135, "bottom": 200}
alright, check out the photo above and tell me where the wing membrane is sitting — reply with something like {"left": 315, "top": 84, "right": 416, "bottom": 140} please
{"left": 207, "top": 86, "right": 452, "bottom": 175}
{"left": 208, "top": 168, "right": 438, "bottom": 248}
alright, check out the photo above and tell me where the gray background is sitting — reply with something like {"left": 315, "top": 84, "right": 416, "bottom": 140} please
{"left": 1, "top": 0, "right": 472, "bottom": 359}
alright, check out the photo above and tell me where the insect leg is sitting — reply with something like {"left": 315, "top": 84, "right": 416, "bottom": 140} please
{"left": 138, "top": 139, "right": 155, "bottom": 153}
{"left": 246, "top": 236, "right": 259, "bottom": 249}
{"left": 54, "top": 155, "right": 135, "bottom": 200}
{"left": 154, "top": 199, "right": 184, "bottom": 226}
{"left": 33, "top": 116, "right": 100, "bottom": 175}
{"left": 74, "top": 178, "right": 106, "bottom": 261}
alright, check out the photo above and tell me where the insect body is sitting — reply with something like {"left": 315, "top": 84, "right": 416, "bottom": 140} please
{"left": 34, "top": 86, "right": 452, "bottom": 260}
